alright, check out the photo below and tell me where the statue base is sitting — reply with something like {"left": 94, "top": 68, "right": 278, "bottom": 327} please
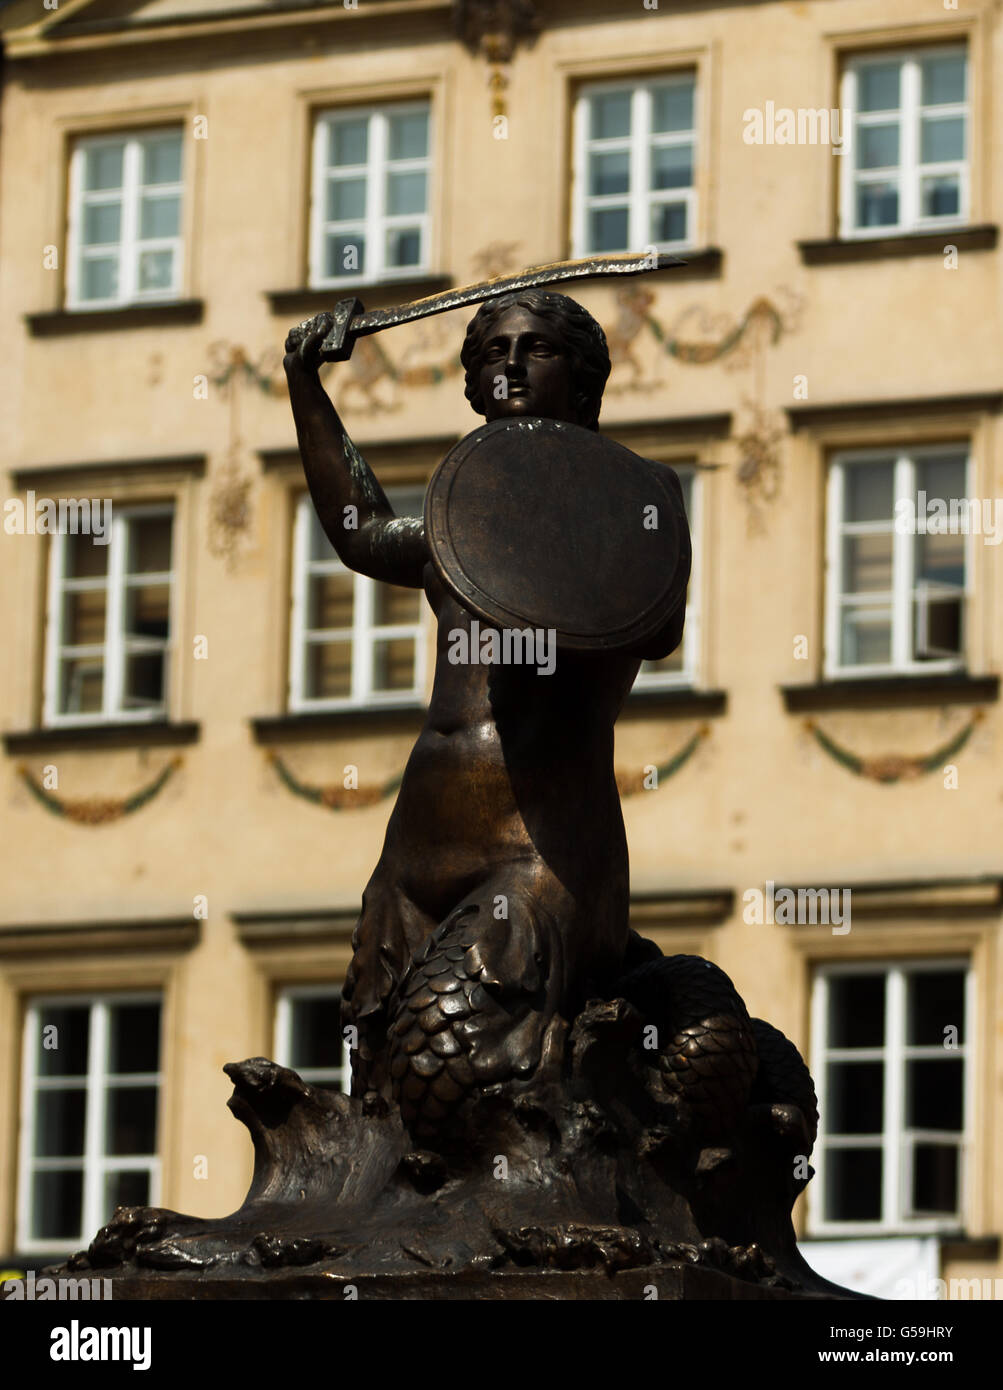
{"left": 53, "top": 986, "right": 866, "bottom": 1301}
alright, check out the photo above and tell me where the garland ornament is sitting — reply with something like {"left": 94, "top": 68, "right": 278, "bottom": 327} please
{"left": 804, "top": 712, "right": 984, "bottom": 783}
{"left": 268, "top": 726, "right": 710, "bottom": 812}
{"left": 17, "top": 757, "right": 183, "bottom": 826}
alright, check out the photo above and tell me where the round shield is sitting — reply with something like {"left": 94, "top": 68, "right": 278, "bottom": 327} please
{"left": 425, "top": 417, "right": 689, "bottom": 651}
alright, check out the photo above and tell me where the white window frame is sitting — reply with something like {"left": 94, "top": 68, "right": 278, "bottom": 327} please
{"left": 634, "top": 464, "right": 700, "bottom": 689}
{"left": 808, "top": 960, "right": 973, "bottom": 1238}
{"left": 289, "top": 492, "right": 427, "bottom": 712}
{"left": 572, "top": 74, "right": 698, "bottom": 258}
{"left": 839, "top": 46, "right": 969, "bottom": 240}
{"left": 66, "top": 128, "right": 184, "bottom": 309}
{"left": 309, "top": 101, "right": 432, "bottom": 288}
{"left": 274, "top": 986, "right": 351, "bottom": 1092}
{"left": 17, "top": 992, "right": 163, "bottom": 1255}
{"left": 824, "top": 445, "right": 970, "bottom": 678}
{"left": 43, "top": 503, "right": 175, "bottom": 727}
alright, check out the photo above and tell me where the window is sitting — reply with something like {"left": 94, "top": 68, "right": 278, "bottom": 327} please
{"left": 18, "top": 995, "right": 162, "bottom": 1252}
{"left": 44, "top": 506, "right": 174, "bottom": 725}
{"left": 825, "top": 446, "right": 968, "bottom": 676}
{"left": 274, "top": 987, "right": 350, "bottom": 1093}
{"left": 67, "top": 129, "right": 184, "bottom": 308}
{"left": 289, "top": 489, "right": 426, "bottom": 710}
{"left": 573, "top": 75, "right": 697, "bottom": 256}
{"left": 809, "top": 963, "right": 971, "bottom": 1235}
{"left": 840, "top": 47, "right": 968, "bottom": 237}
{"left": 634, "top": 465, "right": 699, "bottom": 688}
{"left": 309, "top": 103, "right": 431, "bottom": 286}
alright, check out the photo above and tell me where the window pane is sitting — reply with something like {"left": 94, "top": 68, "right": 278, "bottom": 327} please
{"left": 373, "top": 637, "right": 416, "bottom": 691}
{"left": 921, "top": 53, "right": 966, "bottom": 106}
{"left": 127, "top": 516, "right": 173, "bottom": 575}
{"left": 32, "top": 1170, "right": 83, "bottom": 1241}
{"left": 827, "top": 1061, "right": 884, "bottom": 1133}
{"left": 109, "top": 1003, "right": 161, "bottom": 1074}
{"left": 920, "top": 176, "right": 960, "bottom": 218}
{"left": 856, "top": 179, "right": 899, "bottom": 227}
{"left": 105, "top": 1086, "right": 158, "bottom": 1155}
{"left": 65, "top": 532, "right": 110, "bottom": 580}
{"left": 921, "top": 116, "right": 964, "bottom": 164}
{"left": 81, "top": 257, "right": 119, "bottom": 301}
{"left": 326, "top": 177, "right": 366, "bottom": 222}
{"left": 137, "top": 249, "right": 174, "bottom": 292}
{"left": 651, "top": 202, "right": 687, "bottom": 243}
{"left": 60, "top": 657, "right": 104, "bottom": 713}
{"left": 330, "top": 119, "right": 368, "bottom": 167}
{"left": 139, "top": 194, "right": 180, "bottom": 239}
{"left": 589, "top": 206, "right": 628, "bottom": 251}
{"left": 37, "top": 1005, "right": 90, "bottom": 1076}
{"left": 844, "top": 461, "right": 894, "bottom": 521}
{"left": 83, "top": 202, "right": 122, "bottom": 246}
{"left": 64, "top": 589, "right": 107, "bottom": 647}
{"left": 386, "top": 170, "right": 426, "bottom": 216}
{"left": 142, "top": 133, "right": 182, "bottom": 185}
{"left": 827, "top": 974, "right": 885, "bottom": 1047}
{"left": 589, "top": 150, "right": 629, "bottom": 196}
{"left": 651, "top": 143, "right": 693, "bottom": 190}
{"left": 857, "top": 62, "right": 901, "bottom": 113}
{"left": 288, "top": 996, "right": 343, "bottom": 1071}
{"left": 918, "top": 452, "right": 966, "bottom": 506}
{"left": 386, "top": 226, "right": 421, "bottom": 267}
{"left": 915, "top": 531, "right": 964, "bottom": 588}
{"left": 911, "top": 1143, "right": 958, "bottom": 1215}
{"left": 907, "top": 1059, "right": 963, "bottom": 1130}
{"left": 840, "top": 607, "right": 892, "bottom": 666}
{"left": 857, "top": 123, "right": 899, "bottom": 170}
{"left": 35, "top": 1088, "right": 86, "bottom": 1157}
{"left": 373, "top": 584, "right": 421, "bottom": 626}
{"left": 83, "top": 144, "right": 124, "bottom": 191}
{"left": 308, "top": 572, "right": 353, "bottom": 631}
{"left": 123, "top": 651, "right": 166, "bottom": 707}
{"left": 325, "top": 232, "right": 365, "bottom": 278}
{"left": 825, "top": 1148, "right": 882, "bottom": 1221}
{"left": 105, "top": 1169, "right": 150, "bottom": 1217}
{"left": 124, "top": 583, "right": 169, "bottom": 640}
{"left": 388, "top": 110, "right": 428, "bottom": 161}
{"left": 306, "top": 640, "right": 352, "bottom": 698}
{"left": 842, "top": 534, "right": 892, "bottom": 593}
{"left": 652, "top": 83, "right": 694, "bottom": 133}
{"left": 589, "top": 91, "right": 631, "bottom": 140}
{"left": 907, "top": 972, "right": 965, "bottom": 1047}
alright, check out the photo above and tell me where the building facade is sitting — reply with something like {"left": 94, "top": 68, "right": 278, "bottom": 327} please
{"left": 0, "top": 0, "right": 999, "bottom": 1298}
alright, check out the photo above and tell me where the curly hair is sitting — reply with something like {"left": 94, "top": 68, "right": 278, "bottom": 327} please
{"left": 460, "top": 290, "right": 611, "bottom": 432}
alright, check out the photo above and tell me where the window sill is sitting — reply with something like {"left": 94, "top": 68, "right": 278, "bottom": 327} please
{"left": 623, "top": 686, "right": 727, "bottom": 718}
{"left": 266, "top": 277, "right": 453, "bottom": 317}
{"left": 26, "top": 300, "right": 204, "bottom": 337}
{"left": 251, "top": 706, "right": 426, "bottom": 742}
{"left": 780, "top": 673, "right": 999, "bottom": 713}
{"left": 3, "top": 721, "right": 200, "bottom": 754}
{"left": 798, "top": 225, "right": 998, "bottom": 266}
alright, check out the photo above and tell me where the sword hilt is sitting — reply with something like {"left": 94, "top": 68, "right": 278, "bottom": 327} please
{"left": 318, "top": 297, "right": 365, "bottom": 362}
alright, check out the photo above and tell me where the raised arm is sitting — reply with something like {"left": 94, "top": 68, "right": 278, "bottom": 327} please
{"left": 283, "top": 312, "right": 429, "bottom": 588}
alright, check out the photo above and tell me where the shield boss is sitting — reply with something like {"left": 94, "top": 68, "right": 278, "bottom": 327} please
{"left": 425, "top": 417, "right": 688, "bottom": 651}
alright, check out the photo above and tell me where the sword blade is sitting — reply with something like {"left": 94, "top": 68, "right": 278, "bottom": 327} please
{"left": 318, "top": 250, "right": 684, "bottom": 359}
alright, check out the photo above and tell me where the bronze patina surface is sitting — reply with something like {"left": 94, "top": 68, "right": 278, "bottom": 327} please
{"left": 425, "top": 417, "right": 689, "bottom": 650}
{"left": 54, "top": 283, "right": 863, "bottom": 1300}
